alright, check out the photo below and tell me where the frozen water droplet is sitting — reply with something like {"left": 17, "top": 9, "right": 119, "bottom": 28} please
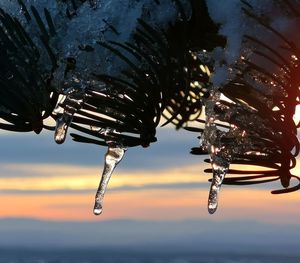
{"left": 54, "top": 93, "right": 84, "bottom": 144}
{"left": 208, "top": 157, "right": 229, "bottom": 214}
{"left": 54, "top": 114, "right": 73, "bottom": 144}
{"left": 94, "top": 146, "right": 126, "bottom": 215}
{"left": 93, "top": 207, "right": 102, "bottom": 215}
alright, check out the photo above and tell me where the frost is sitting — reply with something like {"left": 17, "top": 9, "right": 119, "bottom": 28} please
{"left": 50, "top": 0, "right": 192, "bottom": 92}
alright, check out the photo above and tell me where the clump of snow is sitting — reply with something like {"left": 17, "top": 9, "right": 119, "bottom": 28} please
{"left": 1, "top": 0, "right": 192, "bottom": 93}
{"left": 207, "top": 0, "right": 244, "bottom": 63}
{"left": 205, "top": 0, "right": 286, "bottom": 87}
{"left": 206, "top": 0, "right": 245, "bottom": 86}
{"left": 47, "top": 0, "right": 191, "bottom": 92}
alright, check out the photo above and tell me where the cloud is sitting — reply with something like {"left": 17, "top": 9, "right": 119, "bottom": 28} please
{"left": 1, "top": 126, "right": 300, "bottom": 227}
{"left": 0, "top": 127, "right": 202, "bottom": 170}
{"left": 1, "top": 186, "right": 300, "bottom": 224}
{"left": 0, "top": 163, "right": 209, "bottom": 192}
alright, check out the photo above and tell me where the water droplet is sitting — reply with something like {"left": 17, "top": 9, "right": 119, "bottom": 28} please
{"left": 208, "top": 157, "right": 229, "bottom": 214}
{"left": 93, "top": 146, "right": 126, "bottom": 215}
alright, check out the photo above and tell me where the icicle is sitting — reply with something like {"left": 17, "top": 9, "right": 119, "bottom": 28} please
{"left": 54, "top": 93, "right": 84, "bottom": 144}
{"left": 54, "top": 111, "right": 73, "bottom": 144}
{"left": 202, "top": 90, "right": 231, "bottom": 214}
{"left": 208, "top": 153, "right": 229, "bottom": 214}
{"left": 94, "top": 146, "right": 126, "bottom": 215}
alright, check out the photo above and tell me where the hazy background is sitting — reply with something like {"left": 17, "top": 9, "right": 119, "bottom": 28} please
{"left": 0, "top": 126, "right": 300, "bottom": 262}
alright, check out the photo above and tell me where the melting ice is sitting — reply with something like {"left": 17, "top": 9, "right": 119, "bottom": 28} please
{"left": 94, "top": 146, "right": 126, "bottom": 215}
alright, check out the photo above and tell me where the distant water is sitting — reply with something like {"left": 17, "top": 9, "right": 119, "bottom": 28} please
{"left": 0, "top": 250, "right": 298, "bottom": 263}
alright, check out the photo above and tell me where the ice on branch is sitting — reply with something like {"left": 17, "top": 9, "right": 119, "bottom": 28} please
{"left": 0, "top": 0, "right": 299, "bottom": 215}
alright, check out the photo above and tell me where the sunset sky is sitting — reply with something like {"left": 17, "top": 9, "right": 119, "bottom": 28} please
{"left": 0, "top": 126, "right": 300, "bottom": 250}
{"left": 1, "top": 1, "right": 300, "bottom": 259}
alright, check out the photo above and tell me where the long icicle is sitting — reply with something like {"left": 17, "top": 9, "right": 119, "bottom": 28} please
{"left": 94, "top": 146, "right": 126, "bottom": 215}
{"left": 208, "top": 154, "right": 229, "bottom": 214}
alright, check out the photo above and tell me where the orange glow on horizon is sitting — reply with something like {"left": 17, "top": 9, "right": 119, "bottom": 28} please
{"left": 0, "top": 188, "right": 300, "bottom": 224}
{"left": 0, "top": 163, "right": 208, "bottom": 192}
{"left": 1, "top": 161, "right": 300, "bottom": 224}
